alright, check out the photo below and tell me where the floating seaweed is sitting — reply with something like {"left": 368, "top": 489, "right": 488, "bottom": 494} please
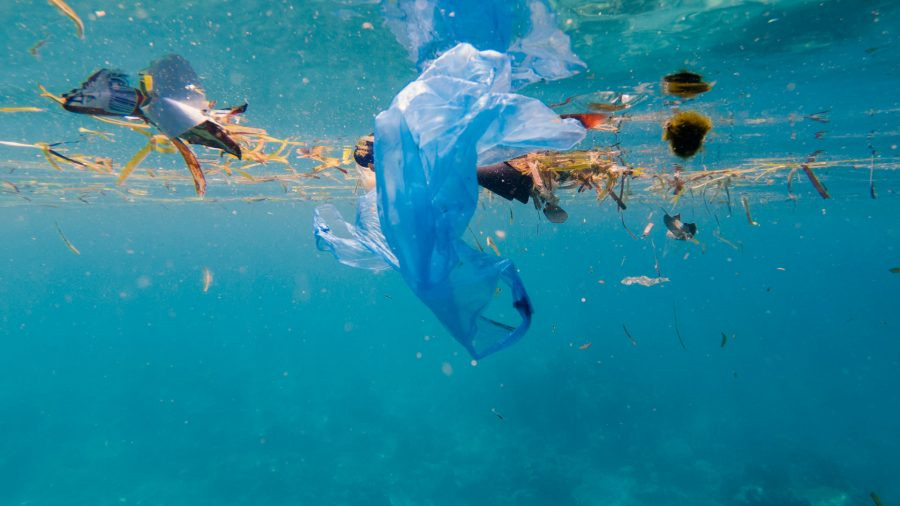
{"left": 805, "top": 109, "right": 830, "bottom": 123}
{"left": 870, "top": 492, "right": 883, "bottom": 506}
{"left": 54, "top": 221, "right": 80, "bottom": 255}
{"left": 623, "top": 324, "right": 637, "bottom": 346}
{"left": 485, "top": 236, "right": 501, "bottom": 256}
{"left": 29, "top": 36, "right": 49, "bottom": 57}
{"left": 0, "top": 107, "right": 45, "bottom": 113}
{"left": 801, "top": 150, "right": 830, "bottom": 199}
{"left": 664, "top": 111, "right": 712, "bottom": 158}
{"left": 48, "top": 0, "right": 84, "bottom": 39}
{"left": 673, "top": 305, "right": 687, "bottom": 350}
{"left": 663, "top": 71, "right": 712, "bottom": 99}
{"left": 741, "top": 195, "right": 758, "bottom": 226}
{"left": 589, "top": 102, "right": 627, "bottom": 112}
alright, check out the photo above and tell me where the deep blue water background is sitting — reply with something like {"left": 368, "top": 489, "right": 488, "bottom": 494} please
{"left": 1, "top": 1, "right": 899, "bottom": 505}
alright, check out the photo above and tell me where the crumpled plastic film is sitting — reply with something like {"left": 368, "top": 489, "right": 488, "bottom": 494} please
{"left": 372, "top": 43, "right": 585, "bottom": 358}
{"left": 314, "top": 190, "right": 398, "bottom": 272}
{"left": 381, "top": 0, "right": 585, "bottom": 89}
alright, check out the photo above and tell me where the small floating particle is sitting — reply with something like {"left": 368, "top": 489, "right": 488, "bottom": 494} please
{"left": 485, "top": 236, "right": 501, "bottom": 256}
{"left": 870, "top": 492, "right": 883, "bottom": 506}
{"left": 805, "top": 110, "right": 830, "bottom": 124}
{"left": 641, "top": 222, "right": 654, "bottom": 237}
{"left": 588, "top": 102, "right": 627, "bottom": 112}
{"left": 29, "top": 36, "right": 49, "bottom": 57}
{"left": 202, "top": 267, "right": 213, "bottom": 293}
{"left": 578, "top": 342, "right": 592, "bottom": 350}
{"left": 673, "top": 305, "right": 687, "bottom": 350}
{"left": 623, "top": 324, "right": 637, "bottom": 346}
{"left": 361, "top": 21, "right": 374, "bottom": 29}
{"left": 55, "top": 221, "right": 80, "bottom": 255}
{"left": 776, "top": 267, "right": 786, "bottom": 271}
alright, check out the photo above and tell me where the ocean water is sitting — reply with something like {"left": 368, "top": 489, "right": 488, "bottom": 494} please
{"left": 1, "top": 1, "right": 899, "bottom": 505}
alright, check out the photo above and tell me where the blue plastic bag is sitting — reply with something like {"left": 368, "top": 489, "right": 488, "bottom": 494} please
{"left": 315, "top": 43, "right": 585, "bottom": 358}
{"left": 381, "top": 0, "right": 585, "bottom": 89}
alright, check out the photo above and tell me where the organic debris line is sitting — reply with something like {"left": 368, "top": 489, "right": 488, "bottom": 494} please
{"left": 3, "top": 104, "right": 899, "bottom": 209}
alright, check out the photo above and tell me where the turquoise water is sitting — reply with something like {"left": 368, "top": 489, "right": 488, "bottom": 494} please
{"left": 1, "top": 1, "right": 899, "bottom": 505}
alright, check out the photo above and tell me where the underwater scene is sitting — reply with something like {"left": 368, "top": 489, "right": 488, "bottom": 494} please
{"left": 1, "top": 0, "right": 899, "bottom": 504}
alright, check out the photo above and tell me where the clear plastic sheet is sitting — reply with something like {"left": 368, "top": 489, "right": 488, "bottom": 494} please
{"left": 381, "top": 0, "right": 585, "bottom": 89}
{"left": 314, "top": 190, "right": 397, "bottom": 272}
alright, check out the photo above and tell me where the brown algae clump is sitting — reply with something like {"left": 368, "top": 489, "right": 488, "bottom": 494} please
{"left": 664, "top": 111, "right": 712, "bottom": 158}
{"left": 663, "top": 71, "right": 712, "bottom": 98}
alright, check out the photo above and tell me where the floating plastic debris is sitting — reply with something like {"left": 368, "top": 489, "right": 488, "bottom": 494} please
{"left": 620, "top": 276, "right": 670, "bottom": 287}
{"left": 57, "top": 55, "right": 249, "bottom": 196}
{"left": 663, "top": 212, "right": 698, "bottom": 241}
{"left": 316, "top": 43, "right": 585, "bottom": 358}
{"left": 381, "top": 0, "right": 585, "bottom": 89}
